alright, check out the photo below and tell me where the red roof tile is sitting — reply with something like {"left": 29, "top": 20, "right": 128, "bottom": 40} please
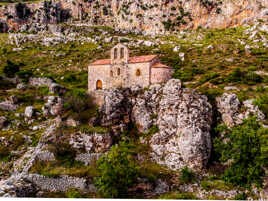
{"left": 90, "top": 59, "right": 111, "bottom": 65}
{"left": 90, "top": 55, "right": 157, "bottom": 65}
{"left": 152, "top": 62, "right": 171, "bottom": 68}
{"left": 128, "top": 55, "right": 157, "bottom": 63}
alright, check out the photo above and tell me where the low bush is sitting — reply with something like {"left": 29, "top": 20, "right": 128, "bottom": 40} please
{"left": 172, "top": 69, "right": 194, "bottom": 82}
{"left": 94, "top": 141, "right": 138, "bottom": 198}
{"left": 179, "top": 167, "right": 195, "bottom": 184}
{"left": 254, "top": 93, "right": 268, "bottom": 118}
{"left": 234, "top": 192, "right": 247, "bottom": 200}
{"left": 63, "top": 90, "right": 97, "bottom": 123}
{"left": 3, "top": 60, "right": 20, "bottom": 78}
{"left": 66, "top": 189, "right": 82, "bottom": 198}
{"left": 225, "top": 68, "right": 263, "bottom": 85}
{"left": 16, "top": 69, "right": 33, "bottom": 83}
{"left": 213, "top": 117, "right": 268, "bottom": 188}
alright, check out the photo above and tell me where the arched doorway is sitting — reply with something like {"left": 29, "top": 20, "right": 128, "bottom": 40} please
{"left": 96, "top": 80, "right": 103, "bottom": 90}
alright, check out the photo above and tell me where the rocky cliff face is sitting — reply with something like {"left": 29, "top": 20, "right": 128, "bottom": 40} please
{"left": 1, "top": 0, "right": 268, "bottom": 34}
{"left": 98, "top": 79, "right": 213, "bottom": 171}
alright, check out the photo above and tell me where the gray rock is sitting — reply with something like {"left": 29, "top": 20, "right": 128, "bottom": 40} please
{"left": 0, "top": 116, "right": 7, "bottom": 129}
{"left": 149, "top": 79, "right": 212, "bottom": 171}
{"left": 75, "top": 153, "right": 103, "bottom": 165}
{"left": 25, "top": 106, "right": 34, "bottom": 118}
{"left": 69, "top": 132, "right": 112, "bottom": 153}
{"left": 16, "top": 83, "right": 27, "bottom": 90}
{"left": 42, "top": 96, "right": 63, "bottom": 116}
{"left": 153, "top": 179, "right": 169, "bottom": 195}
{"left": 9, "top": 95, "right": 19, "bottom": 104}
{"left": 26, "top": 174, "right": 96, "bottom": 193}
{"left": 0, "top": 101, "right": 17, "bottom": 112}
{"left": 36, "top": 151, "right": 55, "bottom": 162}
{"left": 216, "top": 93, "right": 265, "bottom": 127}
{"left": 216, "top": 93, "right": 241, "bottom": 128}
{"left": 99, "top": 79, "right": 212, "bottom": 171}
{"left": 224, "top": 86, "right": 239, "bottom": 91}
{"left": 0, "top": 178, "right": 37, "bottom": 197}
{"left": 66, "top": 117, "right": 80, "bottom": 127}
{"left": 49, "top": 83, "right": 66, "bottom": 94}
{"left": 29, "top": 77, "right": 53, "bottom": 88}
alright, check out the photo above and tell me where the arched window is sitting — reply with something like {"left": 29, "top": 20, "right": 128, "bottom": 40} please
{"left": 120, "top": 47, "right": 124, "bottom": 59}
{"left": 117, "top": 68, "right": 120, "bottom": 76}
{"left": 136, "top": 69, "right": 141, "bottom": 76}
{"left": 114, "top": 48, "right": 118, "bottom": 59}
{"left": 110, "top": 70, "right": 113, "bottom": 77}
{"left": 96, "top": 80, "right": 102, "bottom": 90}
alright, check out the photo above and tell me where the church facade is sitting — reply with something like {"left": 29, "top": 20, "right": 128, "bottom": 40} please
{"left": 88, "top": 43, "right": 174, "bottom": 92}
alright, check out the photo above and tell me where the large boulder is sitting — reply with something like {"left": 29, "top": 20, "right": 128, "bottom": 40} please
{"left": 25, "top": 106, "right": 34, "bottom": 118}
{"left": 216, "top": 93, "right": 240, "bottom": 128}
{"left": 97, "top": 88, "right": 132, "bottom": 133}
{"left": 98, "top": 79, "right": 213, "bottom": 171}
{"left": 0, "top": 101, "right": 17, "bottom": 112}
{"left": 216, "top": 93, "right": 265, "bottom": 127}
{"left": 69, "top": 132, "right": 112, "bottom": 153}
{"left": 0, "top": 178, "right": 37, "bottom": 197}
{"left": 149, "top": 79, "right": 212, "bottom": 171}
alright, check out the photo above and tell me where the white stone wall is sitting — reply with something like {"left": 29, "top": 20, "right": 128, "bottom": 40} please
{"left": 150, "top": 68, "right": 174, "bottom": 84}
{"left": 88, "top": 64, "right": 110, "bottom": 92}
{"left": 127, "top": 63, "right": 151, "bottom": 88}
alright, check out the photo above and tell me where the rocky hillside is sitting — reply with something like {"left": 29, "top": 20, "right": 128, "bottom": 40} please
{"left": 0, "top": 0, "right": 268, "bottom": 34}
{"left": 0, "top": 0, "right": 268, "bottom": 198}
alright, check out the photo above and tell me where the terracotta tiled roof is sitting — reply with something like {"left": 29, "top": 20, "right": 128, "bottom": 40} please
{"left": 152, "top": 62, "right": 171, "bottom": 68}
{"left": 128, "top": 55, "right": 157, "bottom": 63}
{"left": 90, "top": 55, "right": 157, "bottom": 65}
{"left": 90, "top": 59, "right": 111, "bottom": 65}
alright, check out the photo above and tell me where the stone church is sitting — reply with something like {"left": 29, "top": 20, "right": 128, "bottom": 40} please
{"left": 88, "top": 43, "right": 174, "bottom": 92}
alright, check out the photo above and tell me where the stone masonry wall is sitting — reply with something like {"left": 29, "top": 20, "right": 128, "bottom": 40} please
{"left": 88, "top": 64, "right": 110, "bottom": 92}
{"left": 127, "top": 63, "right": 150, "bottom": 88}
{"left": 151, "top": 68, "right": 174, "bottom": 84}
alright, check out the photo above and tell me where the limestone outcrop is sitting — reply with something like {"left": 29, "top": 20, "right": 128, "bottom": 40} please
{"left": 98, "top": 79, "right": 213, "bottom": 171}
{"left": 0, "top": 0, "right": 267, "bottom": 34}
{"left": 216, "top": 93, "right": 265, "bottom": 128}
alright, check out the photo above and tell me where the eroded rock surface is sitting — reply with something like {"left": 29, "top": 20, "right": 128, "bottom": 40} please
{"left": 216, "top": 93, "right": 265, "bottom": 127}
{"left": 98, "top": 79, "right": 213, "bottom": 171}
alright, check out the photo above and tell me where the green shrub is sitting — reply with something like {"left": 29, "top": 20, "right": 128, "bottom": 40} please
{"left": 94, "top": 141, "right": 138, "bottom": 198}
{"left": 225, "top": 68, "right": 262, "bottom": 85}
{"left": 16, "top": 69, "right": 33, "bottom": 83}
{"left": 159, "top": 191, "right": 197, "bottom": 199}
{"left": 66, "top": 189, "right": 82, "bottom": 198}
{"left": 198, "top": 72, "right": 219, "bottom": 85}
{"left": 3, "top": 60, "right": 20, "bottom": 78}
{"left": 179, "top": 167, "right": 195, "bottom": 184}
{"left": 172, "top": 69, "right": 193, "bottom": 81}
{"left": 234, "top": 192, "right": 247, "bottom": 200}
{"left": 254, "top": 94, "right": 268, "bottom": 117}
{"left": 225, "top": 68, "right": 243, "bottom": 83}
{"left": 63, "top": 90, "right": 97, "bottom": 123}
{"left": 213, "top": 117, "right": 267, "bottom": 188}
{"left": 244, "top": 72, "right": 262, "bottom": 85}
{"left": 145, "top": 125, "right": 159, "bottom": 135}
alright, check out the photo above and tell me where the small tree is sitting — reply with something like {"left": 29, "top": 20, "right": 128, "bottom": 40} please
{"left": 3, "top": 60, "right": 20, "bottom": 78}
{"left": 214, "top": 117, "right": 268, "bottom": 188}
{"left": 179, "top": 167, "right": 195, "bottom": 184}
{"left": 94, "top": 142, "right": 138, "bottom": 198}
